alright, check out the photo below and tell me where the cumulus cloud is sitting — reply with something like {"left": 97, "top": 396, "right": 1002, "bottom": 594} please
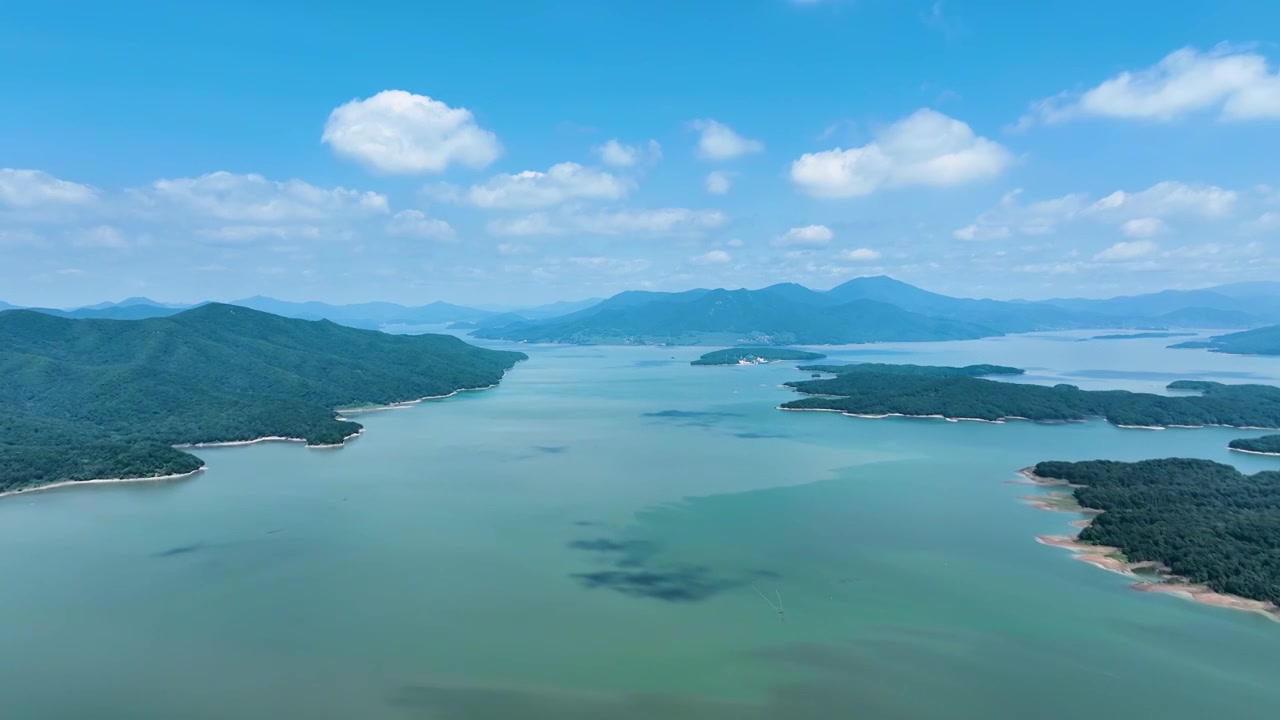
{"left": 322, "top": 90, "right": 502, "bottom": 174}
{"left": 690, "top": 249, "right": 732, "bottom": 265}
{"left": 705, "top": 171, "right": 733, "bottom": 195}
{"left": 1086, "top": 181, "right": 1236, "bottom": 218}
{"left": 790, "top": 109, "right": 1011, "bottom": 198}
{"left": 0, "top": 168, "right": 99, "bottom": 208}
{"left": 839, "top": 247, "right": 882, "bottom": 262}
{"left": 72, "top": 225, "right": 129, "bottom": 249}
{"left": 486, "top": 206, "right": 726, "bottom": 237}
{"left": 691, "top": 119, "right": 764, "bottom": 160}
{"left": 774, "top": 224, "right": 833, "bottom": 247}
{"left": 1020, "top": 45, "right": 1280, "bottom": 126}
{"left": 595, "top": 139, "right": 661, "bottom": 167}
{"left": 386, "top": 209, "right": 454, "bottom": 239}
{"left": 458, "top": 163, "right": 632, "bottom": 209}
{"left": 1094, "top": 240, "right": 1157, "bottom": 262}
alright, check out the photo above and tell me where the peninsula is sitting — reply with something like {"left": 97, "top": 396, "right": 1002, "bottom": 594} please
{"left": 1171, "top": 324, "right": 1280, "bottom": 356}
{"left": 780, "top": 364, "right": 1280, "bottom": 429}
{"left": 1229, "top": 435, "right": 1280, "bottom": 456}
{"left": 0, "top": 304, "right": 526, "bottom": 495}
{"left": 1024, "top": 458, "right": 1280, "bottom": 613}
{"left": 691, "top": 347, "right": 826, "bottom": 366}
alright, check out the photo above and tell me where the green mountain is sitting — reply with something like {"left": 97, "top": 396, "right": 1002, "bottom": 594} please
{"left": 475, "top": 288, "right": 999, "bottom": 345}
{"left": 1171, "top": 325, "right": 1280, "bottom": 356}
{"left": 0, "top": 304, "right": 526, "bottom": 493}
{"left": 230, "top": 296, "right": 495, "bottom": 329}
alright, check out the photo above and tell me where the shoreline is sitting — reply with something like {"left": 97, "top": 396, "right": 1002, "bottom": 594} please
{"left": 0, "top": 467, "right": 207, "bottom": 500}
{"left": 175, "top": 428, "right": 365, "bottom": 450}
{"left": 335, "top": 382, "right": 500, "bottom": 413}
{"left": 779, "top": 404, "right": 1279, "bottom": 431}
{"left": 1229, "top": 447, "right": 1280, "bottom": 458}
{"left": 1019, "top": 468, "right": 1280, "bottom": 621}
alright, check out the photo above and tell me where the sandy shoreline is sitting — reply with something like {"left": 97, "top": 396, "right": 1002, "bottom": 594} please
{"left": 780, "top": 401, "right": 1280, "bottom": 431}
{"left": 0, "top": 467, "right": 207, "bottom": 500}
{"left": 778, "top": 407, "right": 1011, "bottom": 424}
{"left": 175, "top": 428, "right": 365, "bottom": 449}
{"left": 1229, "top": 447, "right": 1280, "bottom": 458}
{"left": 335, "top": 382, "right": 500, "bottom": 414}
{"left": 1021, "top": 469, "right": 1280, "bottom": 620}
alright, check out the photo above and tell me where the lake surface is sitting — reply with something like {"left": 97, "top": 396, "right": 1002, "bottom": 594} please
{"left": 3, "top": 331, "right": 1280, "bottom": 719}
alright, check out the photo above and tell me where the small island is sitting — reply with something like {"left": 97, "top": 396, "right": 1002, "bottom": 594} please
{"left": 780, "top": 364, "right": 1280, "bottom": 429}
{"left": 1021, "top": 458, "right": 1280, "bottom": 615}
{"left": 0, "top": 304, "right": 526, "bottom": 496}
{"left": 1089, "top": 331, "right": 1197, "bottom": 340}
{"left": 1172, "top": 324, "right": 1280, "bottom": 356}
{"left": 1229, "top": 435, "right": 1280, "bottom": 457}
{"left": 691, "top": 347, "right": 827, "bottom": 366}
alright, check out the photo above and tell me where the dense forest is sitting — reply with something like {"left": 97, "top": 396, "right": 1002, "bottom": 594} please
{"left": 796, "top": 362, "right": 1024, "bottom": 377}
{"left": 1031, "top": 458, "right": 1280, "bottom": 605}
{"left": 691, "top": 347, "right": 826, "bottom": 365}
{"left": 1230, "top": 435, "right": 1280, "bottom": 455}
{"left": 0, "top": 304, "right": 526, "bottom": 493}
{"left": 782, "top": 367, "right": 1280, "bottom": 428}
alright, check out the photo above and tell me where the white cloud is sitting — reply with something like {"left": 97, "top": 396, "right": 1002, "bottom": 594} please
{"left": 496, "top": 242, "right": 533, "bottom": 256}
{"left": 321, "top": 90, "right": 502, "bottom": 174}
{"left": 774, "top": 224, "right": 833, "bottom": 247}
{"left": 953, "top": 189, "right": 1088, "bottom": 240}
{"left": 691, "top": 119, "right": 764, "bottom": 160}
{"left": 791, "top": 109, "right": 1011, "bottom": 198}
{"left": 0, "top": 169, "right": 99, "bottom": 208}
{"left": 840, "top": 247, "right": 882, "bottom": 262}
{"left": 72, "top": 225, "right": 128, "bottom": 249}
{"left": 141, "top": 171, "right": 388, "bottom": 223}
{"left": 704, "top": 171, "right": 733, "bottom": 195}
{"left": 1121, "top": 217, "right": 1168, "bottom": 238}
{"left": 595, "top": 139, "right": 660, "bottom": 167}
{"left": 565, "top": 256, "right": 652, "bottom": 275}
{"left": 386, "top": 209, "right": 454, "bottom": 239}
{"left": 1021, "top": 45, "right": 1280, "bottom": 126}
{"left": 487, "top": 206, "right": 726, "bottom": 237}
{"left": 460, "top": 163, "right": 632, "bottom": 209}
{"left": 1094, "top": 240, "right": 1157, "bottom": 262}
{"left": 725, "top": 238, "right": 744, "bottom": 248}
{"left": 1086, "top": 181, "right": 1236, "bottom": 218}
{"left": 691, "top": 249, "right": 732, "bottom": 265}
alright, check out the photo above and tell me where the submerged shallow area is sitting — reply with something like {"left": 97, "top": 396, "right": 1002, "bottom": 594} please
{"left": 2, "top": 331, "right": 1279, "bottom": 719}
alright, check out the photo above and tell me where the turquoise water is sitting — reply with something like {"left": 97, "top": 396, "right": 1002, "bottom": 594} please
{"left": 2, "top": 332, "right": 1279, "bottom": 719}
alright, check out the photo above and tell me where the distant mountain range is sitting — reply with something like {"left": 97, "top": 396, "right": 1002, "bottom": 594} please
{"left": 6, "top": 277, "right": 1280, "bottom": 346}
{"left": 473, "top": 277, "right": 1280, "bottom": 346}
{"left": 0, "top": 295, "right": 604, "bottom": 330}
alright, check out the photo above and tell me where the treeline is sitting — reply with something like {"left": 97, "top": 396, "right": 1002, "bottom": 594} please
{"left": 796, "top": 362, "right": 1024, "bottom": 377}
{"left": 1230, "top": 435, "right": 1280, "bottom": 455}
{"left": 0, "top": 304, "right": 526, "bottom": 492}
{"left": 1031, "top": 458, "right": 1280, "bottom": 605}
{"left": 781, "top": 369, "right": 1280, "bottom": 428}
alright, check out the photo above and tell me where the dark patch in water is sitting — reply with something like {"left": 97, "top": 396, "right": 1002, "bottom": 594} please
{"left": 572, "top": 567, "right": 739, "bottom": 602}
{"left": 567, "top": 538, "right": 657, "bottom": 568}
{"left": 572, "top": 520, "right": 598, "bottom": 527}
{"left": 633, "top": 359, "right": 684, "bottom": 367}
{"left": 533, "top": 445, "right": 569, "bottom": 454}
{"left": 151, "top": 543, "right": 203, "bottom": 558}
{"left": 734, "top": 431, "right": 789, "bottom": 440}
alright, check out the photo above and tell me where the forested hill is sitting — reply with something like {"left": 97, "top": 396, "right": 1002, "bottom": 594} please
{"left": 1030, "top": 459, "right": 1280, "bottom": 605}
{"left": 0, "top": 304, "right": 526, "bottom": 493}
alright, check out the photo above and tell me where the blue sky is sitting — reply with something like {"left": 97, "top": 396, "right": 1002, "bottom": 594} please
{"left": 2, "top": 0, "right": 1279, "bottom": 307}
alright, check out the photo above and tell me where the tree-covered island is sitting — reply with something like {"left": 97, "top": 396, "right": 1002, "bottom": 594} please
{"left": 1229, "top": 435, "right": 1280, "bottom": 456}
{"left": 691, "top": 347, "right": 827, "bottom": 366}
{"left": 1027, "top": 459, "right": 1280, "bottom": 607}
{"left": 0, "top": 304, "right": 526, "bottom": 494}
{"left": 779, "top": 364, "right": 1280, "bottom": 428}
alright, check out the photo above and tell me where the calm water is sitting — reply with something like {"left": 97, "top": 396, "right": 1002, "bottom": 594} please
{"left": 3, "top": 331, "right": 1280, "bottom": 719}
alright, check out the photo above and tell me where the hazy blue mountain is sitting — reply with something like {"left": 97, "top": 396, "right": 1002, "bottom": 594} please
{"left": 231, "top": 296, "right": 494, "bottom": 329}
{"left": 78, "top": 297, "right": 190, "bottom": 311}
{"left": 0, "top": 301, "right": 190, "bottom": 321}
{"left": 475, "top": 287, "right": 997, "bottom": 345}
{"left": 510, "top": 297, "right": 605, "bottom": 319}
{"left": 1203, "top": 281, "right": 1280, "bottom": 300}
{"left": 1172, "top": 325, "right": 1280, "bottom": 356}
{"left": 1042, "top": 288, "right": 1280, "bottom": 324}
